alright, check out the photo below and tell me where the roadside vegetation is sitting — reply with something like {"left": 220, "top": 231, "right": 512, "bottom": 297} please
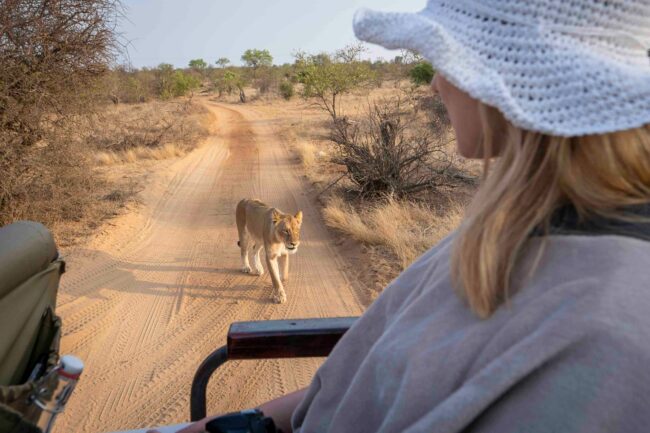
{"left": 0, "top": 0, "right": 210, "bottom": 246}
{"left": 2, "top": 1, "right": 473, "bottom": 278}
{"left": 274, "top": 78, "right": 478, "bottom": 289}
{"left": 91, "top": 101, "right": 211, "bottom": 165}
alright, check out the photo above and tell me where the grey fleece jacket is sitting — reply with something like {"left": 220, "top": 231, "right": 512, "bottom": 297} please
{"left": 292, "top": 234, "right": 650, "bottom": 432}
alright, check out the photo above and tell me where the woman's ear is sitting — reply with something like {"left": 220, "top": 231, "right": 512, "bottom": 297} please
{"left": 295, "top": 211, "right": 303, "bottom": 225}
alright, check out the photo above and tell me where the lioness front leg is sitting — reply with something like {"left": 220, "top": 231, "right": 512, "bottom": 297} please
{"left": 279, "top": 254, "right": 289, "bottom": 282}
{"left": 239, "top": 235, "right": 251, "bottom": 274}
{"left": 265, "top": 252, "right": 287, "bottom": 304}
{"left": 251, "top": 244, "right": 264, "bottom": 276}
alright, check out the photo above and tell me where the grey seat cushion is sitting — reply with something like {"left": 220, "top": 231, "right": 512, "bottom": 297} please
{"left": 0, "top": 222, "right": 57, "bottom": 301}
{"left": 0, "top": 221, "right": 61, "bottom": 386}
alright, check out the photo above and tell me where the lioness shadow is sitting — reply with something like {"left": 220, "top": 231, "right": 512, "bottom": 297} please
{"left": 60, "top": 249, "right": 273, "bottom": 305}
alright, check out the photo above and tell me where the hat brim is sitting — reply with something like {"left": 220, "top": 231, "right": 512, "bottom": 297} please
{"left": 354, "top": 8, "right": 449, "bottom": 59}
{"left": 353, "top": 7, "right": 650, "bottom": 136}
{"left": 353, "top": 8, "right": 527, "bottom": 130}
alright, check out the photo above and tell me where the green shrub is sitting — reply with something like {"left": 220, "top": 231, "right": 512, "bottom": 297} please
{"left": 172, "top": 70, "right": 200, "bottom": 97}
{"left": 155, "top": 65, "right": 200, "bottom": 100}
{"left": 214, "top": 71, "right": 248, "bottom": 102}
{"left": 294, "top": 48, "right": 375, "bottom": 119}
{"left": 409, "top": 62, "right": 434, "bottom": 86}
{"left": 279, "top": 81, "right": 294, "bottom": 100}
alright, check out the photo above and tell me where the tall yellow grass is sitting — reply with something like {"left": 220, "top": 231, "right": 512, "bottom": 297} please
{"left": 278, "top": 121, "right": 328, "bottom": 169}
{"left": 90, "top": 100, "right": 213, "bottom": 166}
{"left": 324, "top": 195, "right": 464, "bottom": 268}
{"left": 295, "top": 140, "right": 318, "bottom": 167}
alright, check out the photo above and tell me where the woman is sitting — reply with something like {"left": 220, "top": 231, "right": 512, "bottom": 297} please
{"left": 168, "top": 0, "right": 650, "bottom": 432}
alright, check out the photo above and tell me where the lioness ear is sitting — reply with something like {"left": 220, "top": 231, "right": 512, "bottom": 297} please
{"left": 295, "top": 211, "right": 303, "bottom": 225}
{"left": 272, "top": 209, "right": 282, "bottom": 224}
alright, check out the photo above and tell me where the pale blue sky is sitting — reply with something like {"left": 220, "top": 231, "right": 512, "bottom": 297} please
{"left": 120, "top": 0, "right": 425, "bottom": 68}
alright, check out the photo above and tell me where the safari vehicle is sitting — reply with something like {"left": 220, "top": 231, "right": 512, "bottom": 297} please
{"left": 0, "top": 221, "right": 356, "bottom": 433}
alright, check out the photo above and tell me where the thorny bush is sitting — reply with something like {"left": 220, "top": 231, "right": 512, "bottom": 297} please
{"left": 330, "top": 96, "right": 457, "bottom": 197}
{"left": 0, "top": 0, "right": 123, "bottom": 228}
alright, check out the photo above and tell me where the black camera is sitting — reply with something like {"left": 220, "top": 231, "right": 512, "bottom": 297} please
{"left": 205, "top": 409, "right": 282, "bottom": 433}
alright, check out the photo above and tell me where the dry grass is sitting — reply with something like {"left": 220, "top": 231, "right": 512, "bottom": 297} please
{"left": 95, "top": 142, "right": 189, "bottom": 165}
{"left": 276, "top": 119, "right": 331, "bottom": 178}
{"left": 324, "top": 195, "right": 464, "bottom": 269}
{"left": 89, "top": 100, "right": 213, "bottom": 165}
{"left": 295, "top": 140, "right": 318, "bottom": 167}
{"left": 1, "top": 98, "right": 214, "bottom": 247}
{"left": 0, "top": 125, "right": 131, "bottom": 244}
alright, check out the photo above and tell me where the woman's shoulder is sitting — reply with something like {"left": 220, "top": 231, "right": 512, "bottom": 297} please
{"left": 519, "top": 234, "right": 650, "bottom": 331}
{"left": 541, "top": 234, "right": 650, "bottom": 293}
{"left": 366, "top": 232, "right": 650, "bottom": 339}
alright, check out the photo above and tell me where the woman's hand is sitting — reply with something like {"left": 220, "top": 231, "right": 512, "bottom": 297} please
{"left": 257, "top": 388, "right": 307, "bottom": 433}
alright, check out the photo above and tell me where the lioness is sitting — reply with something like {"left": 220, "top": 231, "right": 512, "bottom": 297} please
{"left": 236, "top": 199, "right": 303, "bottom": 304}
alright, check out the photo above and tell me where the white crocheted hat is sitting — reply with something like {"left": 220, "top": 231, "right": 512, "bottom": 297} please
{"left": 353, "top": 0, "right": 650, "bottom": 137}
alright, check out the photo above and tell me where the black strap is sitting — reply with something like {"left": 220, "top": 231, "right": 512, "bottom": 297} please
{"left": 544, "top": 203, "right": 650, "bottom": 241}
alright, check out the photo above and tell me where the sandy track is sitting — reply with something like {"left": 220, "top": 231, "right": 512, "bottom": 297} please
{"left": 54, "top": 99, "right": 366, "bottom": 433}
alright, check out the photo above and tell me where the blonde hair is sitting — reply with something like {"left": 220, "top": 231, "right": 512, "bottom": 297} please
{"left": 452, "top": 104, "right": 650, "bottom": 318}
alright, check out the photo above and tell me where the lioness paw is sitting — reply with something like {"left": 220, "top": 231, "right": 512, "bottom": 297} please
{"left": 273, "top": 291, "right": 287, "bottom": 304}
{"left": 252, "top": 267, "right": 264, "bottom": 276}
{"left": 241, "top": 265, "right": 252, "bottom": 274}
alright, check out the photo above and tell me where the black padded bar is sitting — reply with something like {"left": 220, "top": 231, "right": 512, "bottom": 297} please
{"left": 227, "top": 317, "right": 357, "bottom": 360}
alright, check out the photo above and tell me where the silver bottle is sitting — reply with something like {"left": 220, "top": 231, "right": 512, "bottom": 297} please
{"left": 33, "top": 355, "right": 84, "bottom": 433}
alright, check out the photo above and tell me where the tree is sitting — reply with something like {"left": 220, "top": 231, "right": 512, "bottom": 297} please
{"left": 0, "top": 0, "right": 122, "bottom": 146}
{"left": 409, "top": 62, "right": 435, "bottom": 86}
{"left": 216, "top": 71, "right": 249, "bottom": 103}
{"left": 399, "top": 49, "right": 423, "bottom": 64}
{"left": 0, "top": 0, "right": 123, "bottom": 226}
{"left": 241, "top": 49, "right": 273, "bottom": 77}
{"left": 155, "top": 64, "right": 199, "bottom": 99}
{"left": 335, "top": 43, "right": 368, "bottom": 63}
{"left": 215, "top": 57, "right": 230, "bottom": 68}
{"left": 189, "top": 58, "right": 208, "bottom": 71}
{"left": 155, "top": 63, "right": 175, "bottom": 99}
{"left": 294, "top": 50, "right": 374, "bottom": 119}
{"left": 188, "top": 58, "right": 208, "bottom": 81}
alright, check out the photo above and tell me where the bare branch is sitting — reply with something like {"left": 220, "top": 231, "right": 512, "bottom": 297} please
{"left": 329, "top": 95, "right": 464, "bottom": 197}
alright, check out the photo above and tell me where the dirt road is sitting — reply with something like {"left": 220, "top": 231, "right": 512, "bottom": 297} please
{"left": 54, "top": 99, "right": 367, "bottom": 432}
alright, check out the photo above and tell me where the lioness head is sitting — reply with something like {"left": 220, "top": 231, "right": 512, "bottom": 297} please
{"left": 272, "top": 210, "right": 303, "bottom": 254}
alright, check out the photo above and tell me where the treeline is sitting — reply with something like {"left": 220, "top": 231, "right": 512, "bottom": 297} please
{"left": 105, "top": 64, "right": 201, "bottom": 103}
{"left": 105, "top": 45, "right": 434, "bottom": 105}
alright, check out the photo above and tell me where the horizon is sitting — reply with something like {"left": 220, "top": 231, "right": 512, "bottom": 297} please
{"left": 119, "top": 0, "right": 425, "bottom": 68}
